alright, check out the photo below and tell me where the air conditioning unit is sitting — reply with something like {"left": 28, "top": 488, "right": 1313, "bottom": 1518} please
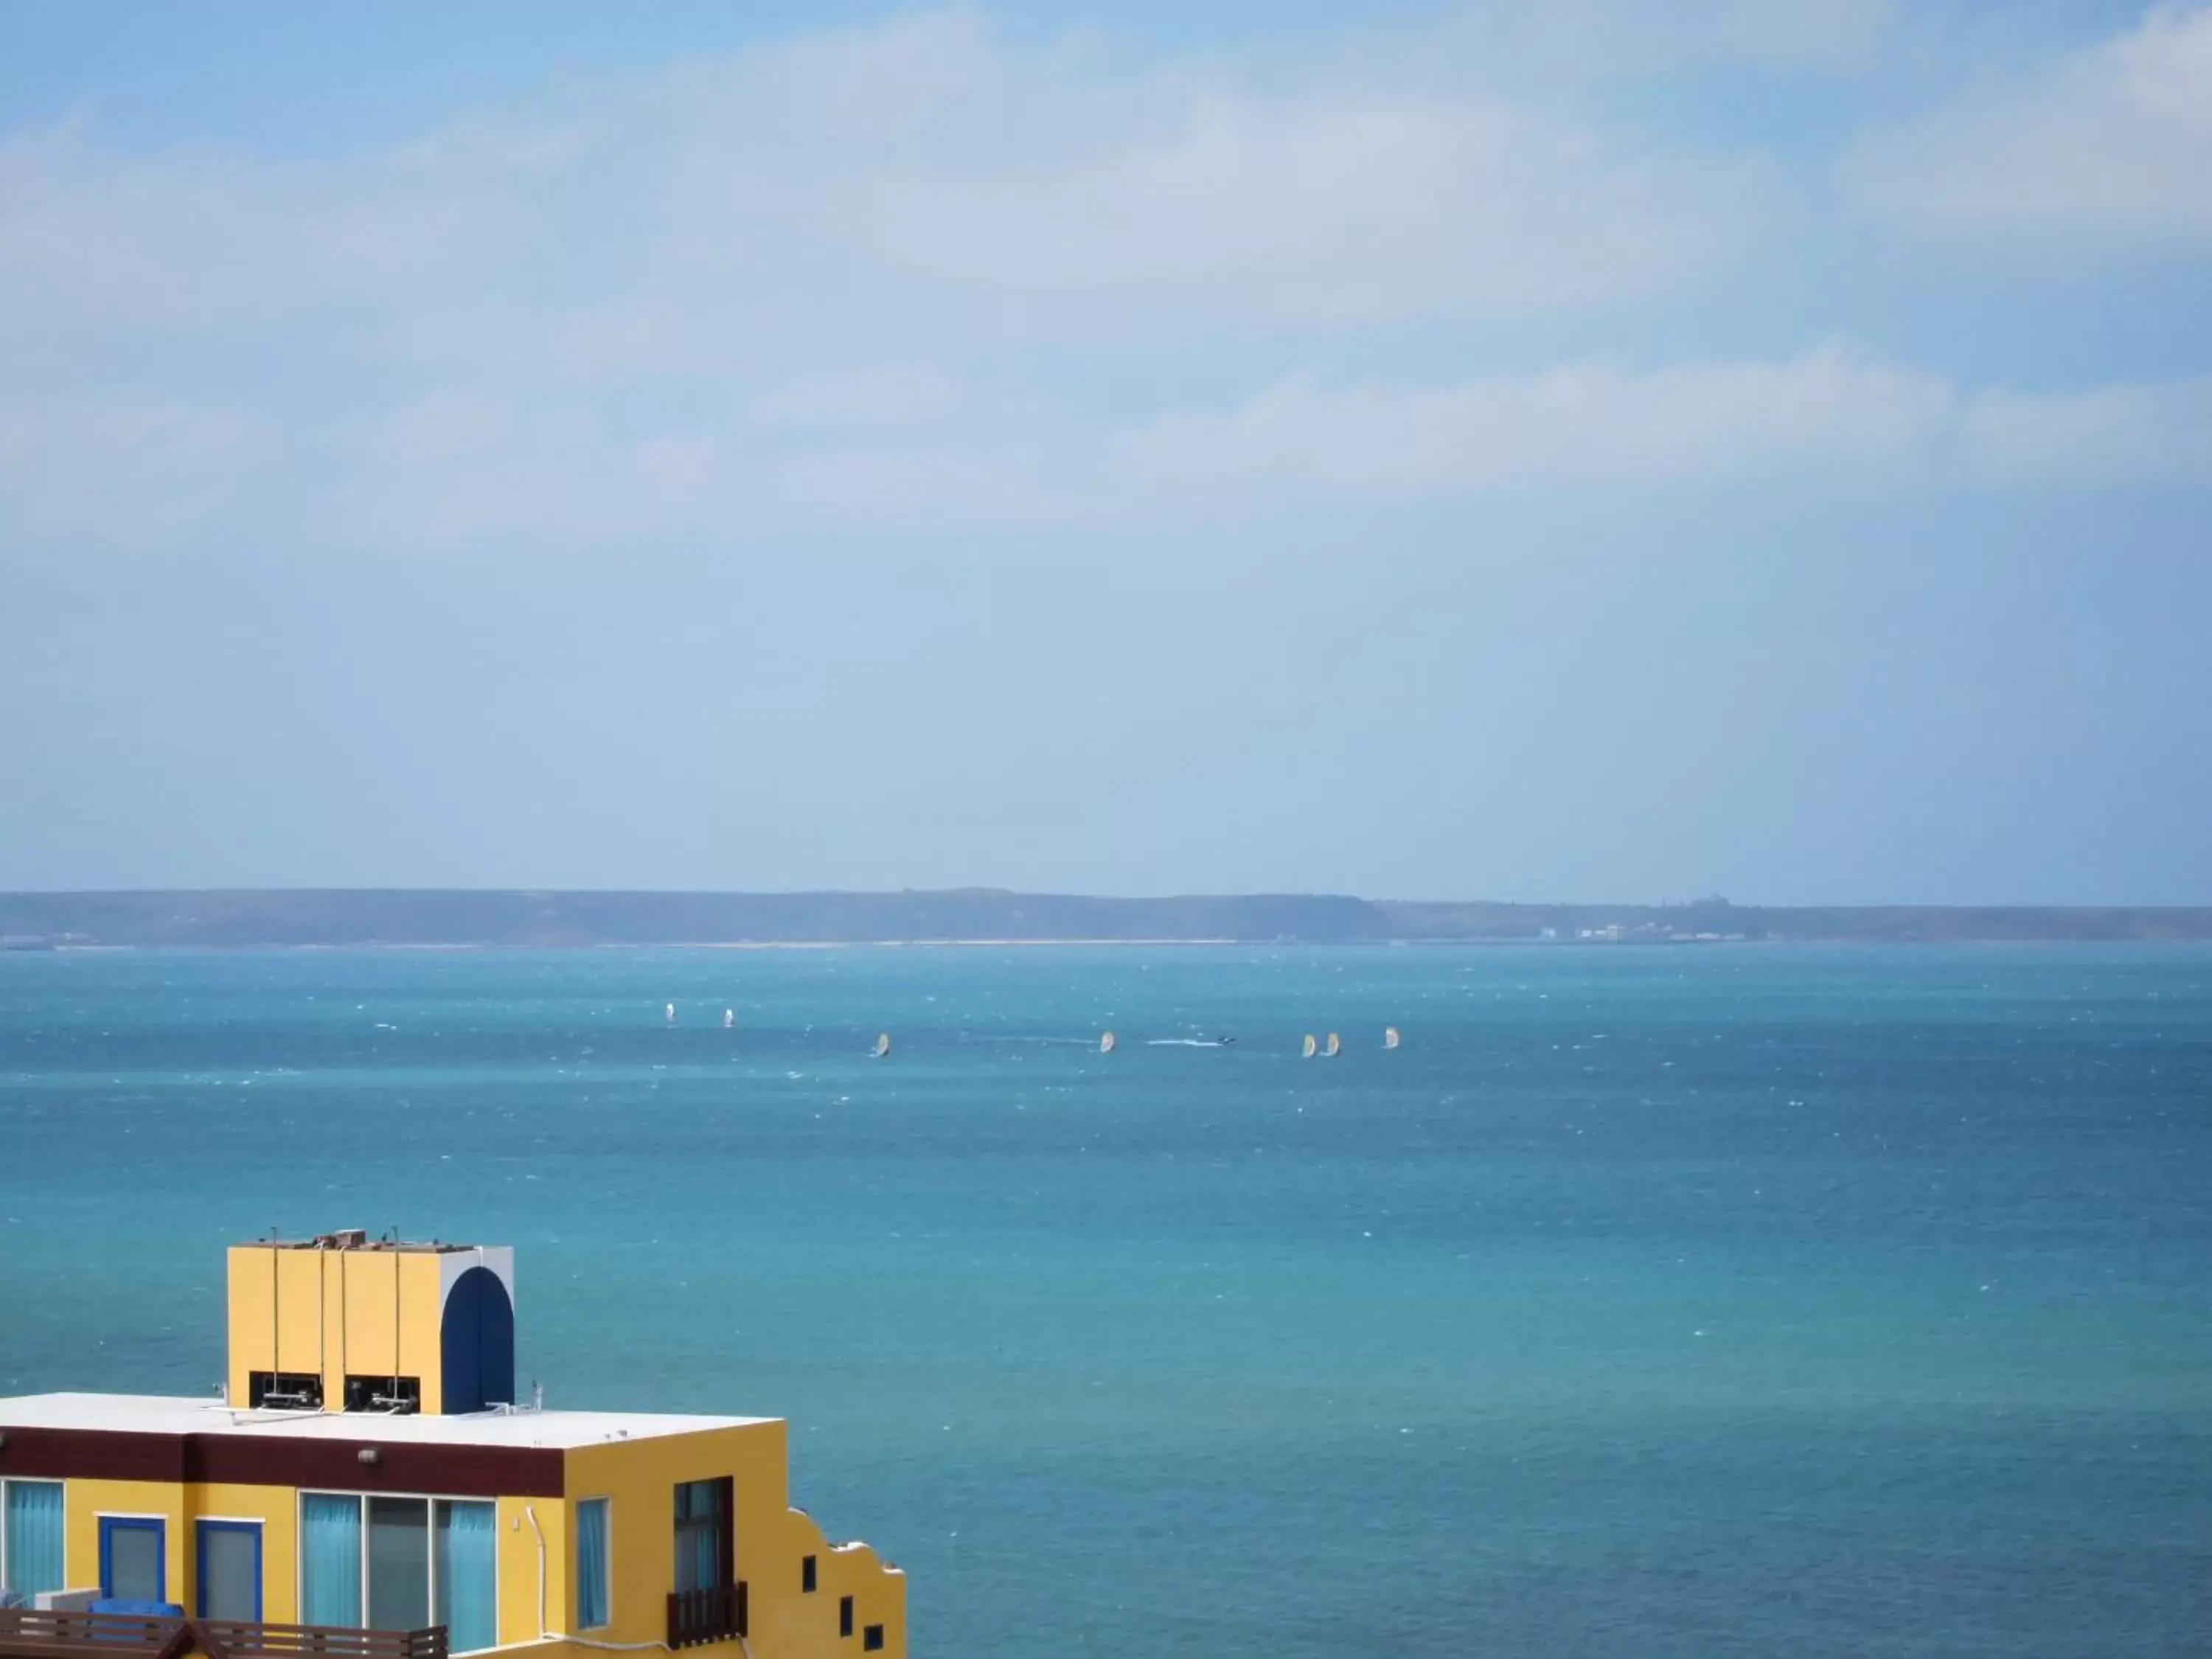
{"left": 34, "top": 1590, "right": 102, "bottom": 1613}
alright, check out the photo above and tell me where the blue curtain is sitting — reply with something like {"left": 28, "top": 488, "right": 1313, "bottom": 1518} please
{"left": 4, "top": 1482, "right": 65, "bottom": 1596}
{"left": 434, "top": 1503, "right": 495, "bottom": 1654}
{"left": 300, "top": 1495, "right": 362, "bottom": 1628}
{"left": 574, "top": 1500, "right": 609, "bottom": 1631}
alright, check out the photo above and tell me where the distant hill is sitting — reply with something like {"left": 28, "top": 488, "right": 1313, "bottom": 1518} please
{"left": 2, "top": 889, "right": 2209, "bottom": 947}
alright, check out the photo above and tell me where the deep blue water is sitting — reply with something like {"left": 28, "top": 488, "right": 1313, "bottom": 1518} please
{"left": 4, "top": 945, "right": 2211, "bottom": 1657}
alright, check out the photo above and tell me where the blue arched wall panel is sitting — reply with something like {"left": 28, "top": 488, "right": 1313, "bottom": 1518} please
{"left": 440, "top": 1266, "right": 516, "bottom": 1413}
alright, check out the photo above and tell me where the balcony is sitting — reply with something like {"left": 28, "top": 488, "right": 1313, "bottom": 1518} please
{"left": 665, "top": 1585, "right": 746, "bottom": 1649}
{"left": 0, "top": 1609, "right": 448, "bottom": 1659}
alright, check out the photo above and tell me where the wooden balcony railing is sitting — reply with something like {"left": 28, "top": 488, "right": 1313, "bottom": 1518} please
{"left": 665, "top": 1584, "right": 746, "bottom": 1649}
{"left": 0, "top": 1609, "right": 448, "bottom": 1659}
{"left": 201, "top": 1619, "right": 447, "bottom": 1659}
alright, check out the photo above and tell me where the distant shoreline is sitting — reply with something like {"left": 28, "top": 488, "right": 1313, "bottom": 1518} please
{"left": 5, "top": 889, "right": 2211, "bottom": 949}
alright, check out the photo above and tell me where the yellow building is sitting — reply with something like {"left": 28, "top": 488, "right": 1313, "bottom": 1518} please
{"left": 0, "top": 1234, "right": 904, "bottom": 1659}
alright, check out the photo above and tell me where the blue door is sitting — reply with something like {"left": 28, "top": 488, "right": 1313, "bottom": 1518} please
{"left": 197, "top": 1520, "right": 262, "bottom": 1622}
{"left": 98, "top": 1516, "right": 167, "bottom": 1605}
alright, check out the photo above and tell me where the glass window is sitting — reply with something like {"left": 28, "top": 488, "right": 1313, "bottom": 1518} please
{"left": 3, "top": 1481, "right": 66, "bottom": 1598}
{"left": 574, "top": 1499, "right": 610, "bottom": 1631}
{"left": 301, "top": 1490, "right": 496, "bottom": 1638}
{"left": 671, "top": 1481, "right": 727, "bottom": 1595}
{"left": 367, "top": 1498, "right": 429, "bottom": 1632}
{"left": 102, "top": 1518, "right": 164, "bottom": 1604}
{"left": 198, "top": 1522, "right": 261, "bottom": 1622}
{"left": 434, "top": 1501, "right": 496, "bottom": 1653}
{"left": 301, "top": 1495, "right": 364, "bottom": 1627}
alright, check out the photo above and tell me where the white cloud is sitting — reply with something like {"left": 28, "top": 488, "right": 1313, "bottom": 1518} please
{"left": 1, "top": 6, "right": 2206, "bottom": 560}
{"left": 744, "top": 363, "right": 975, "bottom": 434}
{"left": 1424, "top": 0, "right": 1896, "bottom": 81}
{"left": 1106, "top": 347, "right": 1960, "bottom": 498}
{"left": 0, "top": 8, "right": 1766, "bottom": 388}
{"left": 7, "top": 350, "right": 2205, "bottom": 555}
{"left": 1843, "top": 4, "right": 2212, "bottom": 242}
{"left": 1960, "top": 377, "right": 2212, "bottom": 484}
{"left": 809, "top": 79, "right": 1760, "bottom": 324}
{"left": 0, "top": 389, "right": 262, "bottom": 549}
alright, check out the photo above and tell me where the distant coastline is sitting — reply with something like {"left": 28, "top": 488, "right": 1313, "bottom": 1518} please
{"left": 4, "top": 889, "right": 2211, "bottom": 950}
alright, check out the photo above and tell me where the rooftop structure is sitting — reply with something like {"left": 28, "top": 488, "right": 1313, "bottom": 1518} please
{"left": 0, "top": 1233, "right": 904, "bottom": 1659}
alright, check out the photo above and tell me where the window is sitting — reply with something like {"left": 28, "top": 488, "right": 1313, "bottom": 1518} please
{"left": 801, "top": 1555, "right": 816, "bottom": 1593}
{"left": 299, "top": 1493, "right": 495, "bottom": 1647}
{"left": 434, "top": 1501, "right": 497, "bottom": 1653}
{"left": 863, "top": 1625, "right": 883, "bottom": 1652}
{"left": 575, "top": 1499, "right": 611, "bottom": 1631}
{"left": 198, "top": 1520, "right": 262, "bottom": 1621}
{"left": 671, "top": 1479, "right": 730, "bottom": 1594}
{"left": 99, "top": 1517, "right": 165, "bottom": 1604}
{"left": 840, "top": 1595, "right": 853, "bottom": 1638}
{"left": 3, "top": 1482, "right": 66, "bottom": 1599}
{"left": 301, "top": 1494, "right": 363, "bottom": 1627}
{"left": 367, "top": 1498, "right": 429, "bottom": 1631}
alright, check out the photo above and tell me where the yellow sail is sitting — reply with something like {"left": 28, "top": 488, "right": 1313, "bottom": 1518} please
{"left": 873, "top": 1032, "right": 891, "bottom": 1058}
{"left": 1100, "top": 1031, "right": 1117, "bottom": 1054}
{"left": 1384, "top": 1026, "right": 1401, "bottom": 1049}
{"left": 1324, "top": 1032, "right": 1341, "bottom": 1057}
{"left": 1301, "top": 1033, "right": 1318, "bottom": 1059}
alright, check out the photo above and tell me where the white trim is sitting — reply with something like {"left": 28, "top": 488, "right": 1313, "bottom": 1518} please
{"left": 573, "top": 1495, "right": 613, "bottom": 1632}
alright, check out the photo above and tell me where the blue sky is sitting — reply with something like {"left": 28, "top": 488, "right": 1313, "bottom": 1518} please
{"left": 1, "top": 1, "right": 2207, "bottom": 902}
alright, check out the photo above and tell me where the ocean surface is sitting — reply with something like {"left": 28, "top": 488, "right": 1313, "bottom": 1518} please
{"left": 3, "top": 945, "right": 2210, "bottom": 1657}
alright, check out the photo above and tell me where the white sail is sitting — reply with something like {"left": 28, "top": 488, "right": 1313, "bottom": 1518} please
{"left": 873, "top": 1032, "right": 892, "bottom": 1058}
{"left": 1384, "top": 1025, "right": 1401, "bottom": 1049}
{"left": 723, "top": 1009, "right": 735, "bottom": 1030}
{"left": 1100, "top": 1031, "right": 1117, "bottom": 1054}
{"left": 1301, "top": 1033, "right": 1318, "bottom": 1059}
{"left": 665, "top": 1002, "right": 676, "bottom": 1023}
{"left": 1324, "top": 1032, "right": 1341, "bottom": 1058}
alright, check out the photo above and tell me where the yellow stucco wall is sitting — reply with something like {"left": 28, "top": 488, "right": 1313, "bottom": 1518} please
{"left": 226, "top": 1246, "right": 447, "bottom": 1415}
{"left": 495, "top": 1494, "right": 560, "bottom": 1650}
{"left": 63, "top": 1478, "right": 187, "bottom": 1603}
{"left": 563, "top": 1424, "right": 905, "bottom": 1659}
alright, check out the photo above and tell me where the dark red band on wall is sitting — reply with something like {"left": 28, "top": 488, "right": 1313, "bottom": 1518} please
{"left": 0, "top": 1429, "right": 185, "bottom": 1483}
{"left": 0, "top": 1427, "right": 564, "bottom": 1498}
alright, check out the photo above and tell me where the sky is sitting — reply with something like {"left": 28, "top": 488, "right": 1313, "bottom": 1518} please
{"left": 1, "top": 1, "right": 2208, "bottom": 904}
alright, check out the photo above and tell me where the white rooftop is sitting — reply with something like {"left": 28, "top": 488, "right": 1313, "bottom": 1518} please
{"left": 0, "top": 1394, "right": 772, "bottom": 1449}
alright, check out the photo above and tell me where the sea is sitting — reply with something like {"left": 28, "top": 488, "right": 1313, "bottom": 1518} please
{"left": 3, "top": 944, "right": 2210, "bottom": 1657}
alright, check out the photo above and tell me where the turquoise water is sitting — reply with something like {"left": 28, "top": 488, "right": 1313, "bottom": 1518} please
{"left": 4, "top": 945, "right": 2211, "bottom": 1656}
